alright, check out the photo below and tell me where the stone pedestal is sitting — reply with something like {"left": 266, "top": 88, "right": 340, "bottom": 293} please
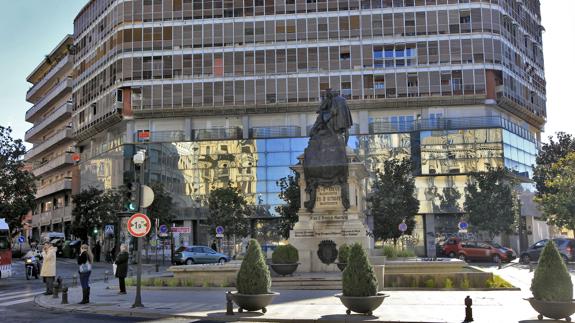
{"left": 289, "top": 150, "right": 372, "bottom": 272}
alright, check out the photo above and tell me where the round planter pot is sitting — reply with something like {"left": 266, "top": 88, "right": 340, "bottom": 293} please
{"left": 336, "top": 263, "right": 347, "bottom": 272}
{"left": 231, "top": 291, "right": 279, "bottom": 313}
{"left": 526, "top": 298, "right": 575, "bottom": 321}
{"left": 335, "top": 292, "right": 389, "bottom": 316}
{"left": 270, "top": 263, "right": 299, "bottom": 276}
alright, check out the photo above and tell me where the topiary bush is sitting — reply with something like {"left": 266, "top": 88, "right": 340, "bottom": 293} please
{"left": 531, "top": 240, "right": 573, "bottom": 302}
{"left": 342, "top": 243, "right": 378, "bottom": 297}
{"left": 236, "top": 239, "right": 272, "bottom": 295}
{"left": 338, "top": 243, "right": 351, "bottom": 264}
{"left": 271, "top": 244, "right": 299, "bottom": 264}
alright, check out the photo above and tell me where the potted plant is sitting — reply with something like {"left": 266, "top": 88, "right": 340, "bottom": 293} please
{"left": 526, "top": 240, "right": 575, "bottom": 321}
{"left": 336, "top": 243, "right": 350, "bottom": 271}
{"left": 231, "top": 239, "right": 279, "bottom": 314}
{"left": 270, "top": 244, "right": 299, "bottom": 276}
{"left": 335, "top": 243, "right": 389, "bottom": 316}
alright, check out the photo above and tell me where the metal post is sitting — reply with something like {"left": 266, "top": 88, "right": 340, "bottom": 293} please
{"left": 132, "top": 152, "right": 145, "bottom": 308}
{"left": 464, "top": 296, "right": 474, "bottom": 322}
{"left": 162, "top": 238, "right": 165, "bottom": 266}
{"left": 155, "top": 219, "right": 159, "bottom": 272}
{"left": 226, "top": 291, "right": 234, "bottom": 315}
{"left": 61, "top": 287, "right": 68, "bottom": 305}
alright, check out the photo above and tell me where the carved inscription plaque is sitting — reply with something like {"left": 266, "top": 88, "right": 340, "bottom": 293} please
{"left": 316, "top": 186, "right": 342, "bottom": 209}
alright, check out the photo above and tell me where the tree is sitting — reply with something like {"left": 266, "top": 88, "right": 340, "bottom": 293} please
{"left": 533, "top": 132, "right": 575, "bottom": 197}
{"left": 207, "top": 185, "right": 250, "bottom": 240}
{"left": 367, "top": 158, "right": 420, "bottom": 244}
{"left": 0, "top": 126, "right": 36, "bottom": 236}
{"left": 275, "top": 173, "right": 300, "bottom": 239}
{"left": 71, "top": 187, "right": 121, "bottom": 241}
{"left": 535, "top": 152, "right": 575, "bottom": 230}
{"left": 464, "top": 167, "right": 517, "bottom": 240}
{"left": 146, "top": 182, "right": 175, "bottom": 229}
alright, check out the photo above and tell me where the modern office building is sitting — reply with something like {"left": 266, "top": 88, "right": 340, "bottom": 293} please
{"left": 25, "top": 36, "right": 76, "bottom": 240}
{"left": 68, "top": 0, "right": 546, "bottom": 254}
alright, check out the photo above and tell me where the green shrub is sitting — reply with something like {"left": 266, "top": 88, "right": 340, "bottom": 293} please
{"left": 410, "top": 277, "right": 419, "bottom": 288}
{"left": 271, "top": 244, "right": 299, "bottom": 264}
{"left": 154, "top": 278, "right": 165, "bottom": 287}
{"left": 342, "top": 243, "right": 378, "bottom": 297}
{"left": 396, "top": 249, "right": 416, "bottom": 258}
{"left": 236, "top": 239, "right": 271, "bottom": 294}
{"left": 338, "top": 244, "right": 351, "bottom": 264}
{"left": 444, "top": 278, "right": 454, "bottom": 289}
{"left": 531, "top": 240, "right": 573, "bottom": 301}
{"left": 485, "top": 275, "right": 513, "bottom": 288}
{"left": 424, "top": 278, "right": 436, "bottom": 288}
{"left": 125, "top": 278, "right": 135, "bottom": 286}
{"left": 383, "top": 245, "right": 397, "bottom": 258}
{"left": 167, "top": 279, "right": 179, "bottom": 287}
{"left": 460, "top": 278, "right": 471, "bottom": 289}
{"left": 185, "top": 279, "right": 195, "bottom": 287}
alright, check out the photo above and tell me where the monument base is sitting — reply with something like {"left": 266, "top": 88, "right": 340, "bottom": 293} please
{"left": 289, "top": 209, "right": 370, "bottom": 272}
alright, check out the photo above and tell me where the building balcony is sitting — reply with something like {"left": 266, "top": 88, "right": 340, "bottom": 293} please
{"left": 33, "top": 152, "right": 74, "bottom": 177}
{"left": 25, "top": 77, "right": 72, "bottom": 122}
{"left": 25, "top": 127, "right": 73, "bottom": 160}
{"left": 26, "top": 55, "right": 71, "bottom": 103}
{"left": 192, "top": 127, "right": 243, "bottom": 141}
{"left": 32, "top": 205, "right": 73, "bottom": 227}
{"left": 24, "top": 102, "right": 72, "bottom": 142}
{"left": 250, "top": 126, "right": 301, "bottom": 138}
{"left": 36, "top": 178, "right": 72, "bottom": 199}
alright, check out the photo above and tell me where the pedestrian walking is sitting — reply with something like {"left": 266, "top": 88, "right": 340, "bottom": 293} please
{"left": 93, "top": 240, "right": 101, "bottom": 262}
{"left": 211, "top": 240, "right": 217, "bottom": 252}
{"left": 114, "top": 244, "right": 129, "bottom": 295}
{"left": 77, "top": 244, "right": 94, "bottom": 304}
{"left": 40, "top": 242, "right": 56, "bottom": 295}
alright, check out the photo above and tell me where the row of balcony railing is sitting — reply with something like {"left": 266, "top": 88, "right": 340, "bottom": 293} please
{"left": 26, "top": 55, "right": 70, "bottom": 102}
{"left": 35, "top": 178, "right": 72, "bottom": 200}
{"left": 24, "top": 102, "right": 72, "bottom": 142}
{"left": 33, "top": 153, "right": 74, "bottom": 177}
{"left": 25, "top": 127, "right": 74, "bottom": 160}
{"left": 25, "top": 77, "right": 72, "bottom": 122}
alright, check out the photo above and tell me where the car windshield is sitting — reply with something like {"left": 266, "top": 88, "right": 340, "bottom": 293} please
{"left": 553, "top": 239, "right": 568, "bottom": 247}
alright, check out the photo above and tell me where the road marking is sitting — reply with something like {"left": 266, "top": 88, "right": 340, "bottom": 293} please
{"left": 0, "top": 289, "right": 43, "bottom": 299}
{"left": 0, "top": 297, "right": 36, "bottom": 306}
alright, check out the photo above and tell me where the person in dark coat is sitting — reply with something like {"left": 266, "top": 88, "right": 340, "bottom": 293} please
{"left": 77, "top": 244, "right": 93, "bottom": 304}
{"left": 114, "top": 244, "right": 129, "bottom": 294}
{"left": 211, "top": 240, "right": 218, "bottom": 252}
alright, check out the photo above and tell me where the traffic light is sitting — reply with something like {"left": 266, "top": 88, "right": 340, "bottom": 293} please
{"left": 124, "top": 182, "right": 140, "bottom": 212}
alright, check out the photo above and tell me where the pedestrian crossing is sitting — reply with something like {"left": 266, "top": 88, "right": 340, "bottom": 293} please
{"left": 0, "top": 289, "right": 43, "bottom": 307}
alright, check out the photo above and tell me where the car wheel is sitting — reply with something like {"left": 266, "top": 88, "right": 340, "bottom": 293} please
{"left": 185, "top": 258, "right": 194, "bottom": 265}
{"left": 492, "top": 254, "right": 501, "bottom": 264}
{"left": 521, "top": 254, "right": 530, "bottom": 264}
{"left": 458, "top": 254, "right": 467, "bottom": 262}
{"left": 448, "top": 252, "right": 456, "bottom": 258}
{"left": 218, "top": 258, "right": 226, "bottom": 264}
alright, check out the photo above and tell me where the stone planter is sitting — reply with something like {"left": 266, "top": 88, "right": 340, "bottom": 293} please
{"left": 231, "top": 291, "right": 279, "bottom": 313}
{"left": 270, "top": 263, "right": 299, "bottom": 276}
{"left": 336, "top": 263, "right": 347, "bottom": 272}
{"left": 526, "top": 297, "right": 575, "bottom": 321}
{"left": 335, "top": 292, "right": 389, "bottom": 316}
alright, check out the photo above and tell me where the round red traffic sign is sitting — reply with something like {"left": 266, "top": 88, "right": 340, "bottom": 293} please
{"left": 127, "top": 213, "right": 151, "bottom": 237}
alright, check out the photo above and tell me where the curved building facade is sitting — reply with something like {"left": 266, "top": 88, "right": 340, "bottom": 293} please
{"left": 69, "top": 0, "right": 546, "bottom": 253}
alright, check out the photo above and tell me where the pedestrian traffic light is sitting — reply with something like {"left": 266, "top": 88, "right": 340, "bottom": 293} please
{"left": 129, "top": 181, "right": 140, "bottom": 212}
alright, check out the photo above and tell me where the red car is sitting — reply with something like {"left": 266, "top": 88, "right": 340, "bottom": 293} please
{"left": 442, "top": 238, "right": 516, "bottom": 263}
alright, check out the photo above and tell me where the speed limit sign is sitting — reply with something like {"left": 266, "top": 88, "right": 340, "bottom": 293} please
{"left": 127, "top": 213, "right": 151, "bottom": 238}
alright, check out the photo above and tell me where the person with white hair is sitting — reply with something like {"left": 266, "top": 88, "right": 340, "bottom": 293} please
{"left": 40, "top": 242, "right": 56, "bottom": 295}
{"left": 114, "top": 244, "right": 129, "bottom": 294}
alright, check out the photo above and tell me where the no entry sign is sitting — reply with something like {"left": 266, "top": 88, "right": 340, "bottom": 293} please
{"left": 127, "top": 213, "right": 151, "bottom": 238}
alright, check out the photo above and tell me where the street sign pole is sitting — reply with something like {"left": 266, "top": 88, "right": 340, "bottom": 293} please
{"left": 132, "top": 151, "right": 146, "bottom": 308}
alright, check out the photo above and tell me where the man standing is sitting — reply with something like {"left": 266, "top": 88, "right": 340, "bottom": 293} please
{"left": 40, "top": 242, "right": 56, "bottom": 295}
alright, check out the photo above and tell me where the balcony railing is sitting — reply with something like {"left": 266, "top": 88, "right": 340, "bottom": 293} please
{"left": 24, "top": 102, "right": 72, "bottom": 142}
{"left": 33, "top": 205, "right": 73, "bottom": 227}
{"left": 134, "top": 130, "right": 186, "bottom": 143}
{"left": 25, "top": 127, "right": 73, "bottom": 160}
{"left": 36, "top": 178, "right": 72, "bottom": 199}
{"left": 368, "top": 116, "right": 536, "bottom": 143}
{"left": 26, "top": 55, "right": 70, "bottom": 102}
{"left": 192, "top": 127, "right": 243, "bottom": 141}
{"left": 33, "top": 153, "right": 74, "bottom": 177}
{"left": 25, "top": 77, "right": 72, "bottom": 122}
{"left": 250, "top": 126, "right": 301, "bottom": 138}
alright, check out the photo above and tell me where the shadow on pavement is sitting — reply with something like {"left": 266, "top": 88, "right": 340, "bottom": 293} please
{"left": 320, "top": 314, "right": 380, "bottom": 321}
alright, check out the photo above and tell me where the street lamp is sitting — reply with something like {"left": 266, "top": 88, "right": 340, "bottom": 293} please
{"left": 132, "top": 149, "right": 146, "bottom": 308}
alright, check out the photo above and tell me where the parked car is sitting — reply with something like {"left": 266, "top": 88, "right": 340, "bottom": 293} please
{"left": 443, "top": 238, "right": 516, "bottom": 262}
{"left": 520, "top": 238, "right": 575, "bottom": 264}
{"left": 173, "top": 245, "right": 230, "bottom": 265}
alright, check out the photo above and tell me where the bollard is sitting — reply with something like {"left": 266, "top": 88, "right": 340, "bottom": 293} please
{"left": 61, "top": 287, "right": 68, "bottom": 305}
{"left": 497, "top": 256, "right": 502, "bottom": 269}
{"left": 529, "top": 261, "right": 533, "bottom": 272}
{"left": 155, "top": 263, "right": 159, "bottom": 273}
{"left": 464, "top": 296, "right": 474, "bottom": 322}
{"left": 72, "top": 274, "right": 78, "bottom": 286}
{"left": 105, "top": 270, "right": 110, "bottom": 282}
{"left": 226, "top": 291, "right": 234, "bottom": 315}
{"left": 53, "top": 277, "right": 62, "bottom": 299}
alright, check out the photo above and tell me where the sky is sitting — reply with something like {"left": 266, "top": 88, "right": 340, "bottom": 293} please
{"left": 0, "top": 0, "right": 573, "bottom": 147}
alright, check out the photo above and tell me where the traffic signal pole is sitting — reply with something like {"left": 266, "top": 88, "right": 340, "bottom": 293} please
{"left": 132, "top": 150, "right": 145, "bottom": 308}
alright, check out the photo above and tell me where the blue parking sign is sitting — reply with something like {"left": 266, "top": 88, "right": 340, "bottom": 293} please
{"left": 18, "top": 235, "right": 25, "bottom": 244}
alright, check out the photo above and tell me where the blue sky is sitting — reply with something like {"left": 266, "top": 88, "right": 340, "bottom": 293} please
{"left": 0, "top": 0, "right": 573, "bottom": 147}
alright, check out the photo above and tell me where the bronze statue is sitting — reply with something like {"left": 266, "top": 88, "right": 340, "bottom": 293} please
{"left": 303, "top": 89, "right": 353, "bottom": 212}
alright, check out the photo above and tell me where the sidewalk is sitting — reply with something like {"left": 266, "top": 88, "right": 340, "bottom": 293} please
{"left": 35, "top": 279, "right": 546, "bottom": 322}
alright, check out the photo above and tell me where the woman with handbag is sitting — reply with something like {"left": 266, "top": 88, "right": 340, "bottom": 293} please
{"left": 114, "top": 244, "right": 129, "bottom": 295}
{"left": 77, "top": 244, "right": 93, "bottom": 304}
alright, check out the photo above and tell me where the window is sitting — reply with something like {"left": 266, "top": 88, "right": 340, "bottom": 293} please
{"left": 79, "top": 110, "right": 85, "bottom": 124}
{"left": 92, "top": 103, "right": 97, "bottom": 115}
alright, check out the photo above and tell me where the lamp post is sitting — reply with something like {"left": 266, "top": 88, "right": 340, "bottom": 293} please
{"left": 132, "top": 149, "right": 146, "bottom": 308}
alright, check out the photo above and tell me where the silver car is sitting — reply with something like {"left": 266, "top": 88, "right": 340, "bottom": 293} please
{"left": 174, "top": 246, "right": 230, "bottom": 265}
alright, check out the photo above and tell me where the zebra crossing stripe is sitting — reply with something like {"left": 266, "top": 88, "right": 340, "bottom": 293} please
{"left": 0, "top": 297, "right": 35, "bottom": 306}
{"left": 0, "top": 290, "right": 42, "bottom": 302}
{"left": 0, "top": 289, "right": 43, "bottom": 298}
